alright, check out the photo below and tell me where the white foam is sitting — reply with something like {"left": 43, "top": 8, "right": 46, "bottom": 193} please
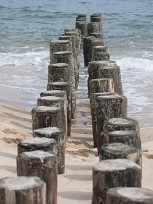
{"left": 116, "top": 57, "right": 153, "bottom": 72}
{"left": 0, "top": 50, "right": 49, "bottom": 66}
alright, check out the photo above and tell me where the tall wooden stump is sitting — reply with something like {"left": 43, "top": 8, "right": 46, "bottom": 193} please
{"left": 37, "top": 96, "right": 66, "bottom": 132}
{"left": 50, "top": 40, "right": 71, "bottom": 63}
{"left": 91, "top": 46, "right": 110, "bottom": 61}
{"left": 92, "top": 159, "right": 141, "bottom": 204}
{"left": 83, "top": 37, "right": 104, "bottom": 66}
{"left": 34, "top": 127, "right": 65, "bottom": 174}
{"left": 31, "top": 106, "right": 64, "bottom": 131}
{"left": 99, "top": 66, "right": 123, "bottom": 95}
{"left": 88, "top": 60, "right": 117, "bottom": 95}
{"left": 87, "top": 22, "right": 101, "bottom": 36}
{"left": 96, "top": 93, "right": 127, "bottom": 152}
{"left": 47, "top": 82, "right": 71, "bottom": 136}
{"left": 106, "top": 187, "right": 153, "bottom": 204}
{"left": 48, "top": 63, "right": 70, "bottom": 83}
{"left": 90, "top": 14, "right": 102, "bottom": 33}
{"left": 99, "top": 143, "right": 140, "bottom": 165}
{"left": 76, "top": 16, "right": 87, "bottom": 37}
{"left": 89, "top": 78, "right": 114, "bottom": 98}
{"left": 90, "top": 92, "right": 114, "bottom": 148}
{"left": 0, "top": 177, "right": 46, "bottom": 204}
{"left": 51, "top": 51, "right": 76, "bottom": 119}
{"left": 18, "top": 137, "right": 57, "bottom": 154}
{"left": 17, "top": 150, "right": 57, "bottom": 204}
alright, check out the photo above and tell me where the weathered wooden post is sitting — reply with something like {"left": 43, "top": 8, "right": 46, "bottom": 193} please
{"left": 34, "top": 127, "right": 65, "bottom": 174}
{"left": 83, "top": 37, "right": 104, "bottom": 66}
{"left": 89, "top": 78, "right": 114, "bottom": 98}
{"left": 31, "top": 106, "right": 64, "bottom": 131}
{"left": 0, "top": 177, "right": 46, "bottom": 204}
{"left": 18, "top": 137, "right": 57, "bottom": 154}
{"left": 47, "top": 82, "right": 71, "bottom": 136}
{"left": 99, "top": 66, "right": 123, "bottom": 95}
{"left": 99, "top": 143, "right": 140, "bottom": 165}
{"left": 87, "top": 22, "right": 101, "bottom": 36}
{"left": 92, "top": 159, "right": 141, "bottom": 204}
{"left": 90, "top": 13, "right": 102, "bottom": 33}
{"left": 91, "top": 45, "right": 110, "bottom": 61}
{"left": 51, "top": 51, "right": 76, "bottom": 119}
{"left": 17, "top": 150, "right": 57, "bottom": 204}
{"left": 106, "top": 187, "right": 153, "bottom": 204}
{"left": 76, "top": 15, "right": 87, "bottom": 37}
{"left": 50, "top": 40, "right": 71, "bottom": 63}
{"left": 90, "top": 92, "right": 114, "bottom": 148}
{"left": 96, "top": 93, "right": 127, "bottom": 152}
{"left": 37, "top": 96, "right": 66, "bottom": 132}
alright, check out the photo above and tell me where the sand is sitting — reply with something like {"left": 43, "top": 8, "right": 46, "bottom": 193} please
{"left": 0, "top": 100, "right": 152, "bottom": 203}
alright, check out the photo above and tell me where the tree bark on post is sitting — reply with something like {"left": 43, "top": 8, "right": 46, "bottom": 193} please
{"left": 87, "top": 22, "right": 101, "bottom": 36}
{"left": 37, "top": 96, "right": 66, "bottom": 133}
{"left": 0, "top": 177, "right": 46, "bottom": 204}
{"left": 17, "top": 150, "right": 57, "bottom": 204}
{"left": 89, "top": 78, "right": 114, "bottom": 98}
{"left": 90, "top": 92, "right": 114, "bottom": 148}
{"left": 33, "top": 127, "right": 65, "bottom": 174}
{"left": 106, "top": 187, "right": 153, "bottom": 204}
{"left": 91, "top": 46, "right": 110, "bottom": 61}
{"left": 92, "top": 159, "right": 141, "bottom": 204}
{"left": 99, "top": 66, "right": 123, "bottom": 95}
{"left": 90, "top": 14, "right": 102, "bottom": 33}
{"left": 96, "top": 93, "right": 127, "bottom": 153}
{"left": 31, "top": 106, "right": 64, "bottom": 131}
{"left": 99, "top": 143, "right": 140, "bottom": 165}
{"left": 90, "top": 33, "right": 103, "bottom": 39}
{"left": 46, "top": 82, "right": 71, "bottom": 136}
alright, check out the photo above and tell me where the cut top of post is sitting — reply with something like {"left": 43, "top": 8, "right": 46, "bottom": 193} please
{"left": 34, "top": 126, "right": 64, "bottom": 136}
{"left": 32, "top": 106, "right": 60, "bottom": 113}
{"left": 18, "top": 137, "right": 56, "bottom": 147}
{"left": 38, "top": 96, "right": 65, "bottom": 102}
{"left": 0, "top": 177, "right": 45, "bottom": 190}
{"left": 93, "top": 159, "right": 141, "bottom": 172}
{"left": 20, "top": 150, "right": 56, "bottom": 160}
{"left": 108, "top": 117, "right": 139, "bottom": 127}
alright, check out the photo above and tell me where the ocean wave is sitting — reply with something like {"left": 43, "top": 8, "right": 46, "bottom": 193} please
{"left": 0, "top": 51, "right": 49, "bottom": 67}
{"left": 116, "top": 57, "right": 153, "bottom": 71}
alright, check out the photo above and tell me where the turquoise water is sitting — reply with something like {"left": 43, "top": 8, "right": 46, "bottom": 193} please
{"left": 0, "top": 0, "right": 153, "bottom": 127}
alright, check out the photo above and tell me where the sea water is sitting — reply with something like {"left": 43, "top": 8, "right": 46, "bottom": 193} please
{"left": 0, "top": 0, "right": 153, "bottom": 127}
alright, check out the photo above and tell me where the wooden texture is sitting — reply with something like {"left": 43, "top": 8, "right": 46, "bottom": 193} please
{"left": 0, "top": 177, "right": 46, "bottom": 204}
{"left": 92, "top": 159, "right": 141, "bottom": 204}
{"left": 106, "top": 187, "right": 153, "bottom": 204}
{"left": 17, "top": 150, "right": 57, "bottom": 204}
{"left": 34, "top": 127, "right": 65, "bottom": 174}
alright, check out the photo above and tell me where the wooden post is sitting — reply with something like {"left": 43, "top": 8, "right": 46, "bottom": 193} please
{"left": 50, "top": 40, "right": 71, "bottom": 64}
{"left": 51, "top": 51, "right": 76, "bottom": 119}
{"left": 90, "top": 92, "right": 114, "bottom": 148}
{"left": 17, "top": 150, "right": 57, "bottom": 204}
{"left": 99, "top": 66, "right": 123, "bottom": 95}
{"left": 87, "top": 22, "right": 101, "bottom": 36}
{"left": 76, "top": 15, "right": 87, "bottom": 37}
{"left": 88, "top": 60, "right": 117, "bottom": 96}
{"left": 48, "top": 63, "right": 70, "bottom": 83}
{"left": 106, "top": 187, "right": 153, "bottom": 204}
{"left": 46, "top": 82, "right": 71, "bottom": 136}
{"left": 89, "top": 78, "right": 114, "bottom": 98}
{"left": 37, "top": 96, "right": 66, "bottom": 132}
{"left": 96, "top": 93, "right": 127, "bottom": 153}
{"left": 83, "top": 37, "right": 104, "bottom": 66}
{"left": 91, "top": 45, "right": 110, "bottom": 61}
{"left": 99, "top": 143, "right": 140, "bottom": 165}
{"left": 92, "top": 159, "right": 141, "bottom": 204}
{"left": 34, "top": 127, "right": 65, "bottom": 174}
{"left": 18, "top": 137, "right": 57, "bottom": 154}
{"left": 90, "top": 14, "right": 102, "bottom": 33}
{"left": 90, "top": 33, "right": 102, "bottom": 39}
{"left": 0, "top": 177, "right": 46, "bottom": 204}
{"left": 31, "top": 106, "right": 64, "bottom": 131}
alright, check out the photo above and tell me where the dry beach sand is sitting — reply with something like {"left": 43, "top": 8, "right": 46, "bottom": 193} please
{"left": 0, "top": 97, "right": 153, "bottom": 203}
